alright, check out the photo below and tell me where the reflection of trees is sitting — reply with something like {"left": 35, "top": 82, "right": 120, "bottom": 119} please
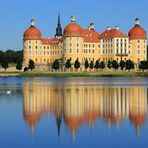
{"left": 22, "top": 82, "right": 147, "bottom": 138}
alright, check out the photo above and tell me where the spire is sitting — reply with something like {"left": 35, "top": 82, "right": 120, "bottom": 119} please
{"left": 55, "top": 13, "right": 63, "bottom": 37}
{"left": 135, "top": 18, "right": 140, "bottom": 27}
{"left": 58, "top": 13, "right": 60, "bottom": 25}
{"left": 56, "top": 116, "right": 62, "bottom": 139}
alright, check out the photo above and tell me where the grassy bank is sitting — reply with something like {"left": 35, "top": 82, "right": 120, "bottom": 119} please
{"left": 17, "top": 71, "right": 148, "bottom": 78}
{"left": 1, "top": 71, "right": 148, "bottom": 78}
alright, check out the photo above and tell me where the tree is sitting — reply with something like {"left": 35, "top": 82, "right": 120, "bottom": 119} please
{"left": 100, "top": 61, "right": 105, "bottom": 70}
{"left": 2, "top": 60, "right": 9, "bottom": 71}
{"left": 112, "top": 60, "right": 119, "bottom": 70}
{"left": 0, "top": 50, "right": 4, "bottom": 64}
{"left": 139, "top": 61, "right": 148, "bottom": 72}
{"left": 84, "top": 59, "right": 89, "bottom": 70}
{"left": 65, "top": 59, "right": 71, "bottom": 69}
{"left": 126, "top": 59, "right": 134, "bottom": 71}
{"left": 0, "top": 50, "right": 23, "bottom": 65}
{"left": 120, "top": 60, "right": 126, "bottom": 70}
{"left": 74, "top": 59, "right": 80, "bottom": 70}
{"left": 107, "top": 60, "right": 112, "bottom": 69}
{"left": 89, "top": 61, "right": 94, "bottom": 69}
{"left": 52, "top": 59, "right": 60, "bottom": 71}
{"left": 28, "top": 59, "right": 35, "bottom": 71}
{"left": 16, "top": 61, "right": 23, "bottom": 72}
{"left": 94, "top": 60, "right": 100, "bottom": 70}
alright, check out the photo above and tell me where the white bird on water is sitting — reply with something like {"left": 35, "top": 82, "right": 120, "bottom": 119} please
{"left": 6, "top": 90, "right": 12, "bottom": 95}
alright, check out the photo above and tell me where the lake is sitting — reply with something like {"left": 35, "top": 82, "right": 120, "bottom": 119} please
{"left": 0, "top": 77, "right": 148, "bottom": 148}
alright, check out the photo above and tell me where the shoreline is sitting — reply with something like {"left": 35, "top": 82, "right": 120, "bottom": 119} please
{"left": 0, "top": 71, "right": 148, "bottom": 78}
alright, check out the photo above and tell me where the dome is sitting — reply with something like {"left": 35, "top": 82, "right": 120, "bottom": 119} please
{"left": 64, "top": 16, "right": 82, "bottom": 37}
{"left": 128, "top": 18, "right": 146, "bottom": 40}
{"left": 24, "top": 19, "right": 41, "bottom": 40}
{"left": 129, "top": 114, "right": 146, "bottom": 126}
{"left": 24, "top": 112, "right": 40, "bottom": 126}
{"left": 64, "top": 117, "right": 82, "bottom": 131}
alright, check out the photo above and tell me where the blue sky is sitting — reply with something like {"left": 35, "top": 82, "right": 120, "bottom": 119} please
{"left": 0, "top": 0, "right": 147, "bottom": 51}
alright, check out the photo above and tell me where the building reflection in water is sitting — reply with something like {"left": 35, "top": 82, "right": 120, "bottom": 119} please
{"left": 23, "top": 82, "right": 147, "bottom": 139}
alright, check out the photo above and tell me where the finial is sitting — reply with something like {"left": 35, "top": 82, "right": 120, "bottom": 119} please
{"left": 31, "top": 19, "right": 35, "bottom": 27}
{"left": 89, "top": 23, "right": 95, "bottom": 30}
{"left": 107, "top": 26, "right": 111, "bottom": 31}
{"left": 135, "top": 18, "right": 140, "bottom": 26}
{"left": 71, "top": 15, "right": 76, "bottom": 23}
{"left": 115, "top": 26, "right": 119, "bottom": 30}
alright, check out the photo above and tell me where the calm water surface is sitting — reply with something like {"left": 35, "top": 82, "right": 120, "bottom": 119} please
{"left": 0, "top": 77, "right": 148, "bottom": 148}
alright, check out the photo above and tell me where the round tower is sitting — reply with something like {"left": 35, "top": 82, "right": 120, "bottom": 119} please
{"left": 23, "top": 19, "right": 42, "bottom": 66}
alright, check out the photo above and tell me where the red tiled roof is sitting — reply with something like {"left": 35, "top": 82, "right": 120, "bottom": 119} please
{"left": 128, "top": 26, "right": 146, "bottom": 40}
{"left": 64, "top": 23, "right": 83, "bottom": 37}
{"left": 100, "top": 29, "right": 128, "bottom": 38}
{"left": 42, "top": 37, "right": 63, "bottom": 45}
{"left": 82, "top": 29, "right": 100, "bottom": 43}
{"left": 24, "top": 26, "right": 41, "bottom": 40}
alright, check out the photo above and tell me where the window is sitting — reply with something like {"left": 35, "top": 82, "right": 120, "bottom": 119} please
{"left": 70, "top": 49, "right": 72, "bottom": 53}
{"left": 144, "top": 50, "right": 146, "bottom": 54}
{"left": 35, "top": 46, "right": 38, "bottom": 49}
{"left": 125, "top": 48, "right": 127, "bottom": 54}
{"left": 137, "top": 50, "right": 140, "bottom": 54}
{"left": 77, "top": 49, "right": 79, "bottom": 53}
{"left": 29, "top": 50, "right": 32, "bottom": 55}
{"left": 29, "top": 46, "right": 31, "bottom": 49}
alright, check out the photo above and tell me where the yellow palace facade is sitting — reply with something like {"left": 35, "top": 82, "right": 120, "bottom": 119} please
{"left": 23, "top": 15, "right": 147, "bottom": 66}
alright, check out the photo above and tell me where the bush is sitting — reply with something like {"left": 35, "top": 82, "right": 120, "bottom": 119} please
{"left": 139, "top": 61, "right": 148, "bottom": 72}
{"left": 74, "top": 59, "right": 80, "bottom": 70}
{"left": 90, "top": 61, "right": 94, "bottom": 69}
{"left": 112, "top": 60, "right": 119, "bottom": 70}
{"left": 65, "top": 59, "right": 71, "bottom": 69}
{"left": 28, "top": 59, "right": 35, "bottom": 71}
{"left": 120, "top": 60, "right": 126, "bottom": 70}
{"left": 2, "top": 61, "right": 9, "bottom": 71}
{"left": 52, "top": 59, "right": 60, "bottom": 71}
{"left": 100, "top": 61, "right": 105, "bottom": 70}
{"left": 107, "top": 60, "right": 112, "bottom": 69}
{"left": 94, "top": 60, "right": 100, "bottom": 70}
{"left": 126, "top": 60, "right": 134, "bottom": 71}
{"left": 16, "top": 61, "right": 23, "bottom": 71}
{"left": 24, "top": 67, "right": 29, "bottom": 72}
{"left": 84, "top": 59, "right": 89, "bottom": 70}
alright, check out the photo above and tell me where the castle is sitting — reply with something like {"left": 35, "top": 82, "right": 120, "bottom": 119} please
{"left": 23, "top": 15, "right": 147, "bottom": 66}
